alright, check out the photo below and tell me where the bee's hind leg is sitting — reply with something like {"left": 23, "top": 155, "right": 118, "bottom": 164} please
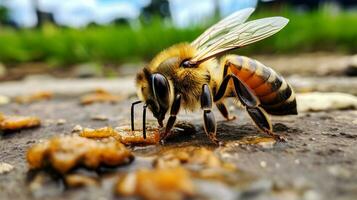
{"left": 216, "top": 102, "right": 236, "bottom": 121}
{"left": 201, "top": 84, "right": 219, "bottom": 145}
{"left": 160, "top": 94, "right": 181, "bottom": 142}
{"left": 246, "top": 107, "right": 286, "bottom": 142}
{"left": 229, "top": 74, "right": 286, "bottom": 142}
{"left": 213, "top": 65, "right": 285, "bottom": 141}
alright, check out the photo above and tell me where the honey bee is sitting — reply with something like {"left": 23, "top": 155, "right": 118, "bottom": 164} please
{"left": 131, "top": 8, "right": 297, "bottom": 144}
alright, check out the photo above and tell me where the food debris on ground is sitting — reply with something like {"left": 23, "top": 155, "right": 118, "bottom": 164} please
{"left": 79, "top": 127, "right": 118, "bottom": 139}
{"left": 78, "top": 126, "right": 160, "bottom": 146}
{"left": 237, "top": 136, "right": 277, "bottom": 149}
{"left": 14, "top": 91, "right": 53, "bottom": 104}
{"left": 0, "top": 114, "right": 41, "bottom": 131}
{"left": 153, "top": 148, "right": 239, "bottom": 185}
{"left": 78, "top": 122, "right": 195, "bottom": 146}
{"left": 115, "top": 126, "right": 160, "bottom": 145}
{"left": 65, "top": 174, "right": 98, "bottom": 188}
{"left": 80, "top": 89, "right": 124, "bottom": 105}
{"left": 154, "top": 147, "right": 225, "bottom": 169}
{"left": 116, "top": 167, "right": 195, "bottom": 200}
{"left": 26, "top": 135, "right": 134, "bottom": 174}
{"left": 0, "top": 162, "right": 14, "bottom": 174}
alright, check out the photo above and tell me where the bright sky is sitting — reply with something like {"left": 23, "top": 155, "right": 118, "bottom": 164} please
{"left": 0, "top": 0, "right": 257, "bottom": 28}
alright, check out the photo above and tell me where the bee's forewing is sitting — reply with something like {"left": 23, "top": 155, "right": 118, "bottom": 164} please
{"left": 191, "top": 7, "right": 255, "bottom": 48}
{"left": 191, "top": 16, "right": 289, "bottom": 63}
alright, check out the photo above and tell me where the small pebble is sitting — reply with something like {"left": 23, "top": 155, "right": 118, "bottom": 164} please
{"left": 0, "top": 95, "right": 10, "bottom": 105}
{"left": 260, "top": 161, "right": 267, "bottom": 168}
{"left": 0, "top": 162, "right": 14, "bottom": 174}
{"left": 56, "top": 119, "right": 66, "bottom": 125}
{"left": 310, "top": 137, "right": 316, "bottom": 141}
{"left": 303, "top": 189, "right": 321, "bottom": 200}
{"left": 220, "top": 153, "right": 233, "bottom": 160}
{"left": 292, "top": 177, "right": 312, "bottom": 190}
{"left": 258, "top": 141, "right": 275, "bottom": 149}
{"left": 26, "top": 140, "right": 36, "bottom": 144}
{"left": 228, "top": 106, "right": 235, "bottom": 112}
{"left": 44, "top": 119, "right": 55, "bottom": 125}
{"left": 327, "top": 165, "right": 351, "bottom": 178}
{"left": 72, "top": 125, "right": 83, "bottom": 133}
{"left": 295, "top": 159, "right": 300, "bottom": 165}
{"left": 91, "top": 115, "right": 108, "bottom": 121}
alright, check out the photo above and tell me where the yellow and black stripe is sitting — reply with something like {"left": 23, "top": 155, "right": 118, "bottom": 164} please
{"left": 224, "top": 55, "right": 297, "bottom": 115}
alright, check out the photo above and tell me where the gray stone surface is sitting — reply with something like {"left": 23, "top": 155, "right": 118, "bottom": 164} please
{"left": 0, "top": 72, "right": 356, "bottom": 200}
{"left": 0, "top": 96, "right": 357, "bottom": 200}
{"left": 0, "top": 77, "right": 135, "bottom": 97}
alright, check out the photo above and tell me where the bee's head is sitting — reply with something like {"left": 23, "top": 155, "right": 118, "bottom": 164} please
{"left": 135, "top": 68, "right": 171, "bottom": 126}
{"left": 134, "top": 43, "right": 196, "bottom": 127}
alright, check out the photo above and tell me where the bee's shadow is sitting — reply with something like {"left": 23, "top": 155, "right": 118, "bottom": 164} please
{"left": 216, "top": 121, "right": 258, "bottom": 141}
{"left": 165, "top": 120, "right": 297, "bottom": 146}
{"left": 165, "top": 121, "right": 260, "bottom": 146}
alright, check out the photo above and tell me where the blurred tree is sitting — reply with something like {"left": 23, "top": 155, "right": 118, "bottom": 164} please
{"left": 258, "top": 0, "right": 322, "bottom": 11}
{"left": 142, "top": 0, "right": 171, "bottom": 22}
{"left": 0, "top": 6, "right": 9, "bottom": 25}
{"left": 259, "top": 0, "right": 357, "bottom": 11}
{"left": 32, "top": 0, "right": 55, "bottom": 27}
{"left": 213, "top": 0, "right": 220, "bottom": 19}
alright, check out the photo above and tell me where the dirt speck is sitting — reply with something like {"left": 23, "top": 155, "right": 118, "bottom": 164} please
{"left": 0, "top": 162, "right": 14, "bottom": 174}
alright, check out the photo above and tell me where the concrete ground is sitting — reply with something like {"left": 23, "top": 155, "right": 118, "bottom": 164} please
{"left": 1, "top": 53, "right": 357, "bottom": 200}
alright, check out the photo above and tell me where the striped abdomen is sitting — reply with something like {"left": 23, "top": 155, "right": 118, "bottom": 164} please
{"left": 225, "top": 55, "right": 297, "bottom": 115}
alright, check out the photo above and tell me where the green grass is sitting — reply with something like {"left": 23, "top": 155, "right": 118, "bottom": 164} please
{"left": 0, "top": 22, "right": 202, "bottom": 66}
{"left": 0, "top": 7, "right": 356, "bottom": 66}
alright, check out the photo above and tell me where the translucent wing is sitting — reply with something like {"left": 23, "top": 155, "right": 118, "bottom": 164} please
{"left": 191, "top": 17, "right": 289, "bottom": 63}
{"left": 191, "top": 7, "right": 255, "bottom": 48}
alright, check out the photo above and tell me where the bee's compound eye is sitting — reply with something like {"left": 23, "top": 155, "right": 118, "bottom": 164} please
{"left": 151, "top": 73, "right": 170, "bottom": 121}
{"left": 152, "top": 73, "right": 170, "bottom": 106}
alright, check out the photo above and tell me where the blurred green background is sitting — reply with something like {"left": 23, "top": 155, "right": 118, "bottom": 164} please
{"left": 0, "top": 0, "right": 356, "bottom": 67}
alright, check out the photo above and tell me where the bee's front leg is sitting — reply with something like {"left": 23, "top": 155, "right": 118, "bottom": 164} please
{"left": 201, "top": 84, "right": 219, "bottom": 145}
{"left": 160, "top": 94, "right": 181, "bottom": 142}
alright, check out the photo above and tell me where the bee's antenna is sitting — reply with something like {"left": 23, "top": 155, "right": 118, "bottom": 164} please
{"left": 131, "top": 100, "right": 142, "bottom": 131}
{"left": 142, "top": 104, "right": 148, "bottom": 139}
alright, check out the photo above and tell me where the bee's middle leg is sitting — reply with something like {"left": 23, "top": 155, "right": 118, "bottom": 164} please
{"left": 216, "top": 102, "right": 236, "bottom": 121}
{"left": 160, "top": 94, "right": 181, "bottom": 141}
{"left": 201, "top": 84, "right": 219, "bottom": 144}
{"left": 214, "top": 63, "right": 236, "bottom": 121}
